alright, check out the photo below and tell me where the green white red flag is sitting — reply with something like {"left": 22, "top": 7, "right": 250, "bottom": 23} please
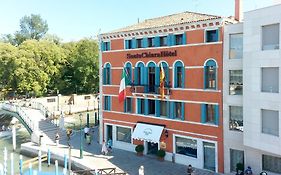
{"left": 118, "top": 68, "right": 130, "bottom": 103}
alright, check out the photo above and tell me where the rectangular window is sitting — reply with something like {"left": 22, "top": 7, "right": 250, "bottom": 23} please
{"left": 174, "top": 102, "right": 182, "bottom": 120}
{"left": 104, "top": 42, "right": 110, "bottom": 51}
{"left": 175, "top": 34, "right": 183, "bottom": 45}
{"left": 175, "top": 137, "right": 197, "bottom": 158}
{"left": 84, "top": 96, "right": 91, "bottom": 100}
{"left": 229, "top": 70, "right": 243, "bottom": 95}
{"left": 160, "top": 36, "right": 167, "bottom": 46}
{"left": 206, "top": 104, "right": 215, "bottom": 123}
{"left": 206, "top": 29, "right": 218, "bottom": 42}
{"left": 104, "top": 96, "right": 110, "bottom": 110}
{"left": 136, "top": 38, "right": 142, "bottom": 48}
{"left": 261, "top": 67, "right": 279, "bottom": 93}
{"left": 229, "top": 106, "right": 243, "bottom": 132}
{"left": 137, "top": 99, "right": 145, "bottom": 114}
{"left": 262, "top": 24, "right": 279, "bottom": 50}
{"left": 127, "top": 40, "right": 132, "bottom": 49}
{"left": 229, "top": 33, "right": 243, "bottom": 59}
{"left": 160, "top": 101, "right": 167, "bottom": 117}
{"left": 230, "top": 149, "right": 244, "bottom": 172}
{"left": 125, "top": 98, "right": 132, "bottom": 113}
{"left": 47, "top": 98, "right": 56, "bottom": 103}
{"left": 176, "top": 67, "right": 182, "bottom": 88}
{"left": 148, "top": 37, "right": 154, "bottom": 47}
{"left": 148, "top": 99, "right": 155, "bottom": 115}
{"left": 262, "top": 109, "right": 279, "bottom": 136}
{"left": 116, "top": 126, "right": 131, "bottom": 143}
{"left": 262, "top": 154, "right": 281, "bottom": 173}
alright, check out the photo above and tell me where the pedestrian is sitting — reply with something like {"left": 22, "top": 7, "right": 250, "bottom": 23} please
{"left": 86, "top": 133, "right": 91, "bottom": 145}
{"left": 107, "top": 139, "right": 112, "bottom": 152}
{"left": 84, "top": 125, "right": 89, "bottom": 139}
{"left": 138, "top": 165, "right": 144, "bottom": 175}
{"left": 101, "top": 140, "right": 108, "bottom": 155}
{"left": 245, "top": 166, "right": 253, "bottom": 175}
{"left": 187, "top": 164, "right": 194, "bottom": 175}
{"left": 55, "top": 132, "right": 60, "bottom": 146}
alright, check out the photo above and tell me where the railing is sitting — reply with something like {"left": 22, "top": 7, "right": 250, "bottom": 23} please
{"left": 72, "top": 168, "right": 127, "bottom": 175}
{"left": 1, "top": 102, "right": 38, "bottom": 132}
{"left": 130, "top": 82, "right": 171, "bottom": 95}
{"left": 28, "top": 101, "right": 52, "bottom": 118}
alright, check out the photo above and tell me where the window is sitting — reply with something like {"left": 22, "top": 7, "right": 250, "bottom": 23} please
{"left": 204, "top": 60, "right": 217, "bottom": 89}
{"left": 206, "top": 29, "right": 218, "bottom": 42}
{"left": 137, "top": 99, "right": 145, "bottom": 114}
{"left": 229, "top": 106, "right": 243, "bottom": 132}
{"left": 160, "top": 101, "right": 167, "bottom": 117}
{"left": 262, "top": 24, "right": 279, "bottom": 50}
{"left": 103, "top": 63, "right": 111, "bottom": 85}
{"left": 262, "top": 155, "right": 281, "bottom": 173}
{"left": 148, "top": 99, "right": 155, "bottom": 115}
{"left": 136, "top": 38, "right": 142, "bottom": 48}
{"left": 160, "top": 36, "right": 167, "bottom": 46}
{"left": 47, "top": 98, "right": 56, "bottom": 103}
{"left": 261, "top": 67, "right": 279, "bottom": 93}
{"left": 124, "top": 98, "right": 132, "bottom": 113}
{"left": 230, "top": 149, "right": 244, "bottom": 172}
{"left": 148, "top": 37, "right": 154, "bottom": 47}
{"left": 175, "top": 34, "right": 183, "bottom": 45}
{"left": 125, "top": 62, "right": 132, "bottom": 84}
{"left": 84, "top": 96, "right": 91, "bottom": 100}
{"left": 206, "top": 104, "right": 215, "bottom": 123}
{"left": 125, "top": 39, "right": 133, "bottom": 49}
{"left": 103, "top": 41, "right": 110, "bottom": 51}
{"left": 175, "top": 137, "right": 197, "bottom": 158}
{"left": 174, "top": 61, "right": 184, "bottom": 88}
{"left": 116, "top": 126, "right": 131, "bottom": 143}
{"left": 134, "top": 62, "right": 144, "bottom": 85}
{"left": 229, "top": 70, "right": 243, "bottom": 95}
{"left": 174, "top": 102, "right": 182, "bottom": 120}
{"left": 262, "top": 109, "right": 279, "bottom": 136}
{"left": 229, "top": 34, "right": 243, "bottom": 59}
{"left": 104, "top": 96, "right": 111, "bottom": 110}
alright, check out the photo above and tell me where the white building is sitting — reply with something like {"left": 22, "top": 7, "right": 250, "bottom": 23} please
{"left": 224, "top": 4, "right": 281, "bottom": 175}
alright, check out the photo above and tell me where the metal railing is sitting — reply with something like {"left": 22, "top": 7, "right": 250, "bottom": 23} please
{"left": 130, "top": 82, "right": 171, "bottom": 95}
{"left": 72, "top": 168, "right": 127, "bottom": 175}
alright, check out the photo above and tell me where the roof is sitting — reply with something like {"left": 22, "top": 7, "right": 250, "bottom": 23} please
{"left": 105, "top": 11, "right": 224, "bottom": 35}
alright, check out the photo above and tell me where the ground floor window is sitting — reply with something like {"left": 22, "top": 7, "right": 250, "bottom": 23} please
{"left": 175, "top": 136, "right": 197, "bottom": 158}
{"left": 116, "top": 126, "right": 131, "bottom": 143}
{"left": 230, "top": 149, "right": 244, "bottom": 172}
{"left": 262, "top": 154, "right": 281, "bottom": 173}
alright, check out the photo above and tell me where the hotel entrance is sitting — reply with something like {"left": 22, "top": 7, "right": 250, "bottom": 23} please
{"left": 147, "top": 142, "right": 158, "bottom": 155}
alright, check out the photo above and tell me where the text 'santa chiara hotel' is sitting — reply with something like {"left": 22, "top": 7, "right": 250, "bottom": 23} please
{"left": 99, "top": 2, "right": 240, "bottom": 173}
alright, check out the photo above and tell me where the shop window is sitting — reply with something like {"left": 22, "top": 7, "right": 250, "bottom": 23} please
{"left": 229, "top": 70, "right": 243, "bottom": 95}
{"left": 230, "top": 149, "right": 244, "bottom": 172}
{"left": 229, "top": 106, "right": 243, "bottom": 132}
{"left": 229, "top": 33, "right": 243, "bottom": 59}
{"left": 206, "top": 29, "right": 218, "bottom": 42}
{"left": 175, "top": 137, "right": 197, "bottom": 158}
{"left": 262, "top": 24, "right": 279, "bottom": 50}
{"left": 261, "top": 67, "right": 279, "bottom": 93}
{"left": 116, "top": 126, "right": 131, "bottom": 143}
{"left": 262, "top": 109, "right": 279, "bottom": 136}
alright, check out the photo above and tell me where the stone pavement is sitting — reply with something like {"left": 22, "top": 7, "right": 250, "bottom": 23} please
{"left": 62, "top": 126, "right": 221, "bottom": 175}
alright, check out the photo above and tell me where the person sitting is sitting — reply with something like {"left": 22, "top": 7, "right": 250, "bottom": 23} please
{"left": 245, "top": 166, "right": 253, "bottom": 175}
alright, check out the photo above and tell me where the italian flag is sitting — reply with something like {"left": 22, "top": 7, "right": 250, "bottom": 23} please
{"left": 118, "top": 68, "right": 130, "bottom": 103}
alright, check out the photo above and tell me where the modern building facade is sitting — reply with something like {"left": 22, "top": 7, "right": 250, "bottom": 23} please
{"left": 223, "top": 4, "right": 281, "bottom": 175}
{"left": 99, "top": 11, "right": 236, "bottom": 172}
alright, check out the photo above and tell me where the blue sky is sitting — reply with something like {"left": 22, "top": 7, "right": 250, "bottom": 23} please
{"left": 0, "top": 0, "right": 278, "bottom": 42}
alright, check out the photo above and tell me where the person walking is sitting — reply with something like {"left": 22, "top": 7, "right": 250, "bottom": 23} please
{"left": 187, "top": 164, "right": 194, "bottom": 175}
{"left": 107, "top": 139, "right": 112, "bottom": 152}
{"left": 101, "top": 140, "right": 108, "bottom": 155}
{"left": 138, "top": 165, "right": 144, "bottom": 175}
{"left": 55, "top": 132, "right": 60, "bottom": 146}
{"left": 84, "top": 126, "right": 89, "bottom": 139}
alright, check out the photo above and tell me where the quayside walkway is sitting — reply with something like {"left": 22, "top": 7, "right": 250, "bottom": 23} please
{"left": 21, "top": 127, "right": 221, "bottom": 175}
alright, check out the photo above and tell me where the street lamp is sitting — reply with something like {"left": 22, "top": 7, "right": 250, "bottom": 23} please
{"left": 79, "top": 113, "right": 83, "bottom": 159}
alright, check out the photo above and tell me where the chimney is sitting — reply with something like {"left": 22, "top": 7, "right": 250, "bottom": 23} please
{"left": 235, "top": 0, "right": 243, "bottom": 21}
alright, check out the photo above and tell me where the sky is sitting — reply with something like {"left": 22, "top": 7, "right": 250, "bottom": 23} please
{"left": 0, "top": 0, "right": 279, "bottom": 42}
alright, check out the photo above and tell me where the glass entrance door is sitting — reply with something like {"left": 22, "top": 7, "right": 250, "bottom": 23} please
{"left": 106, "top": 125, "right": 113, "bottom": 143}
{"left": 203, "top": 142, "right": 216, "bottom": 171}
{"left": 147, "top": 142, "right": 158, "bottom": 155}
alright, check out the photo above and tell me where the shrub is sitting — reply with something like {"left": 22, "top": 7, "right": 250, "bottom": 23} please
{"left": 135, "top": 144, "right": 144, "bottom": 153}
{"left": 236, "top": 163, "right": 244, "bottom": 171}
{"left": 157, "top": 149, "right": 166, "bottom": 158}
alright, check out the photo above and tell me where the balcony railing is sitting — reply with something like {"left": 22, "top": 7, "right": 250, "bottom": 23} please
{"left": 130, "top": 82, "right": 171, "bottom": 95}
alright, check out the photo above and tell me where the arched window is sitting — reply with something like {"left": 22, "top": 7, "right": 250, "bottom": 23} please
{"left": 159, "top": 62, "right": 170, "bottom": 86}
{"left": 134, "top": 62, "right": 144, "bottom": 85}
{"left": 204, "top": 60, "right": 217, "bottom": 89}
{"left": 147, "top": 62, "right": 156, "bottom": 92}
{"left": 125, "top": 62, "right": 132, "bottom": 84}
{"left": 103, "top": 63, "right": 111, "bottom": 85}
{"left": 174, "top": 61, "right": 185, "bottom": 88}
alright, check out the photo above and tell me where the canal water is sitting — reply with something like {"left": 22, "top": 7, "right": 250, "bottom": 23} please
{"left": 0, "top": 111, "right": 96, "bottom": 174}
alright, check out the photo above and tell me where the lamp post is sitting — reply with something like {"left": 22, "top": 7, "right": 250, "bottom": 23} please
{"left": 79, "top": 113, "right": 83, "bottom": 159}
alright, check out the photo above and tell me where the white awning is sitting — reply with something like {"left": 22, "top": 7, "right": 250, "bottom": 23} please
{"left": 132, "top": 123, "right": 164, "bottom": 143}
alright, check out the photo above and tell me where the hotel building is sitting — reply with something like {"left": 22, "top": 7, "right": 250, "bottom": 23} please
{"left": 223, "top": 4, "right": 281, "bottom": 175}
{"left": 99, "top": 8, "right": 237, "bottom": 173}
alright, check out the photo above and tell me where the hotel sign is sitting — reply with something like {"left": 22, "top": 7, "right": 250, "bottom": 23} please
{"left": 127, "top": 50, "right": 177, "bottom": 59}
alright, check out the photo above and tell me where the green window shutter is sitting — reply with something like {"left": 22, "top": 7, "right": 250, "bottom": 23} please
{"left": 203, "top": 66, "right": 207, "bottom": 89}
{"left": 216, "top": 29, "right": 219, "bottom": 42}
{"left": 132, "top": 38, "right": 136, "bottom": 49}
{"left": 101, "top": 41, "right": 104, "bottom": 51}
{"left": 144, "top": 99, "right": 149, "bottom": 115}
{"left": 137, "top": 99, "right": 141, "bottom": 114}
{"left": 182, "top": 33, "right": 187, "bottom": 44}
{"left": 215, "top": 105, "right": 219, "bottom": 125}
{"left": 201, "top": 104, "right": 206, "bottom": 123}
{"left": 181, "top": 102, "right": 185, "bottom": 120}
{"left": 109, "top": 96, "right": 112, "bottom": 110}
{"left": 108, "top": 42, "right": 111, "bottom": 50}
{"left": 124, "top": 98, "right": 127, "bottom": 113}
{"left": 181, "top": 66, "right": 185, "bottom": 88}
{"left": 154, "top": 36, "right": 160, "bottom": 47}
{"left": 142, "top": 38, "right": 148, "bottom": 48}
{"left": 169, "top": 102, "right": 175, "bottom": 119}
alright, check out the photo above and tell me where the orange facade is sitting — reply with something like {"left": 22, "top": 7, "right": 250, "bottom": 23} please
{"left": 101, "top": 27, "right": 224, "bottom": 172}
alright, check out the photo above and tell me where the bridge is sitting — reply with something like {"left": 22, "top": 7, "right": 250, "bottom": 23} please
{"left": 0, "top": 101, "right": 67, "bottom": 145}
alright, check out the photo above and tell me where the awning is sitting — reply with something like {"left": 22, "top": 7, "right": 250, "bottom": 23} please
{"left": 132, "top": 123, "right": 164, "bottom": 143}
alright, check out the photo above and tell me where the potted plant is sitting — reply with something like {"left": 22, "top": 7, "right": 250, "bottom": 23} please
{"left": 135, "top": 144, "right": 144, "bottom": 156}
{"left": 157, "top": 149, "right": 166, "bottom": 161}
{"left": 236, "top": 163, "right": 244, "bottom": 175}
